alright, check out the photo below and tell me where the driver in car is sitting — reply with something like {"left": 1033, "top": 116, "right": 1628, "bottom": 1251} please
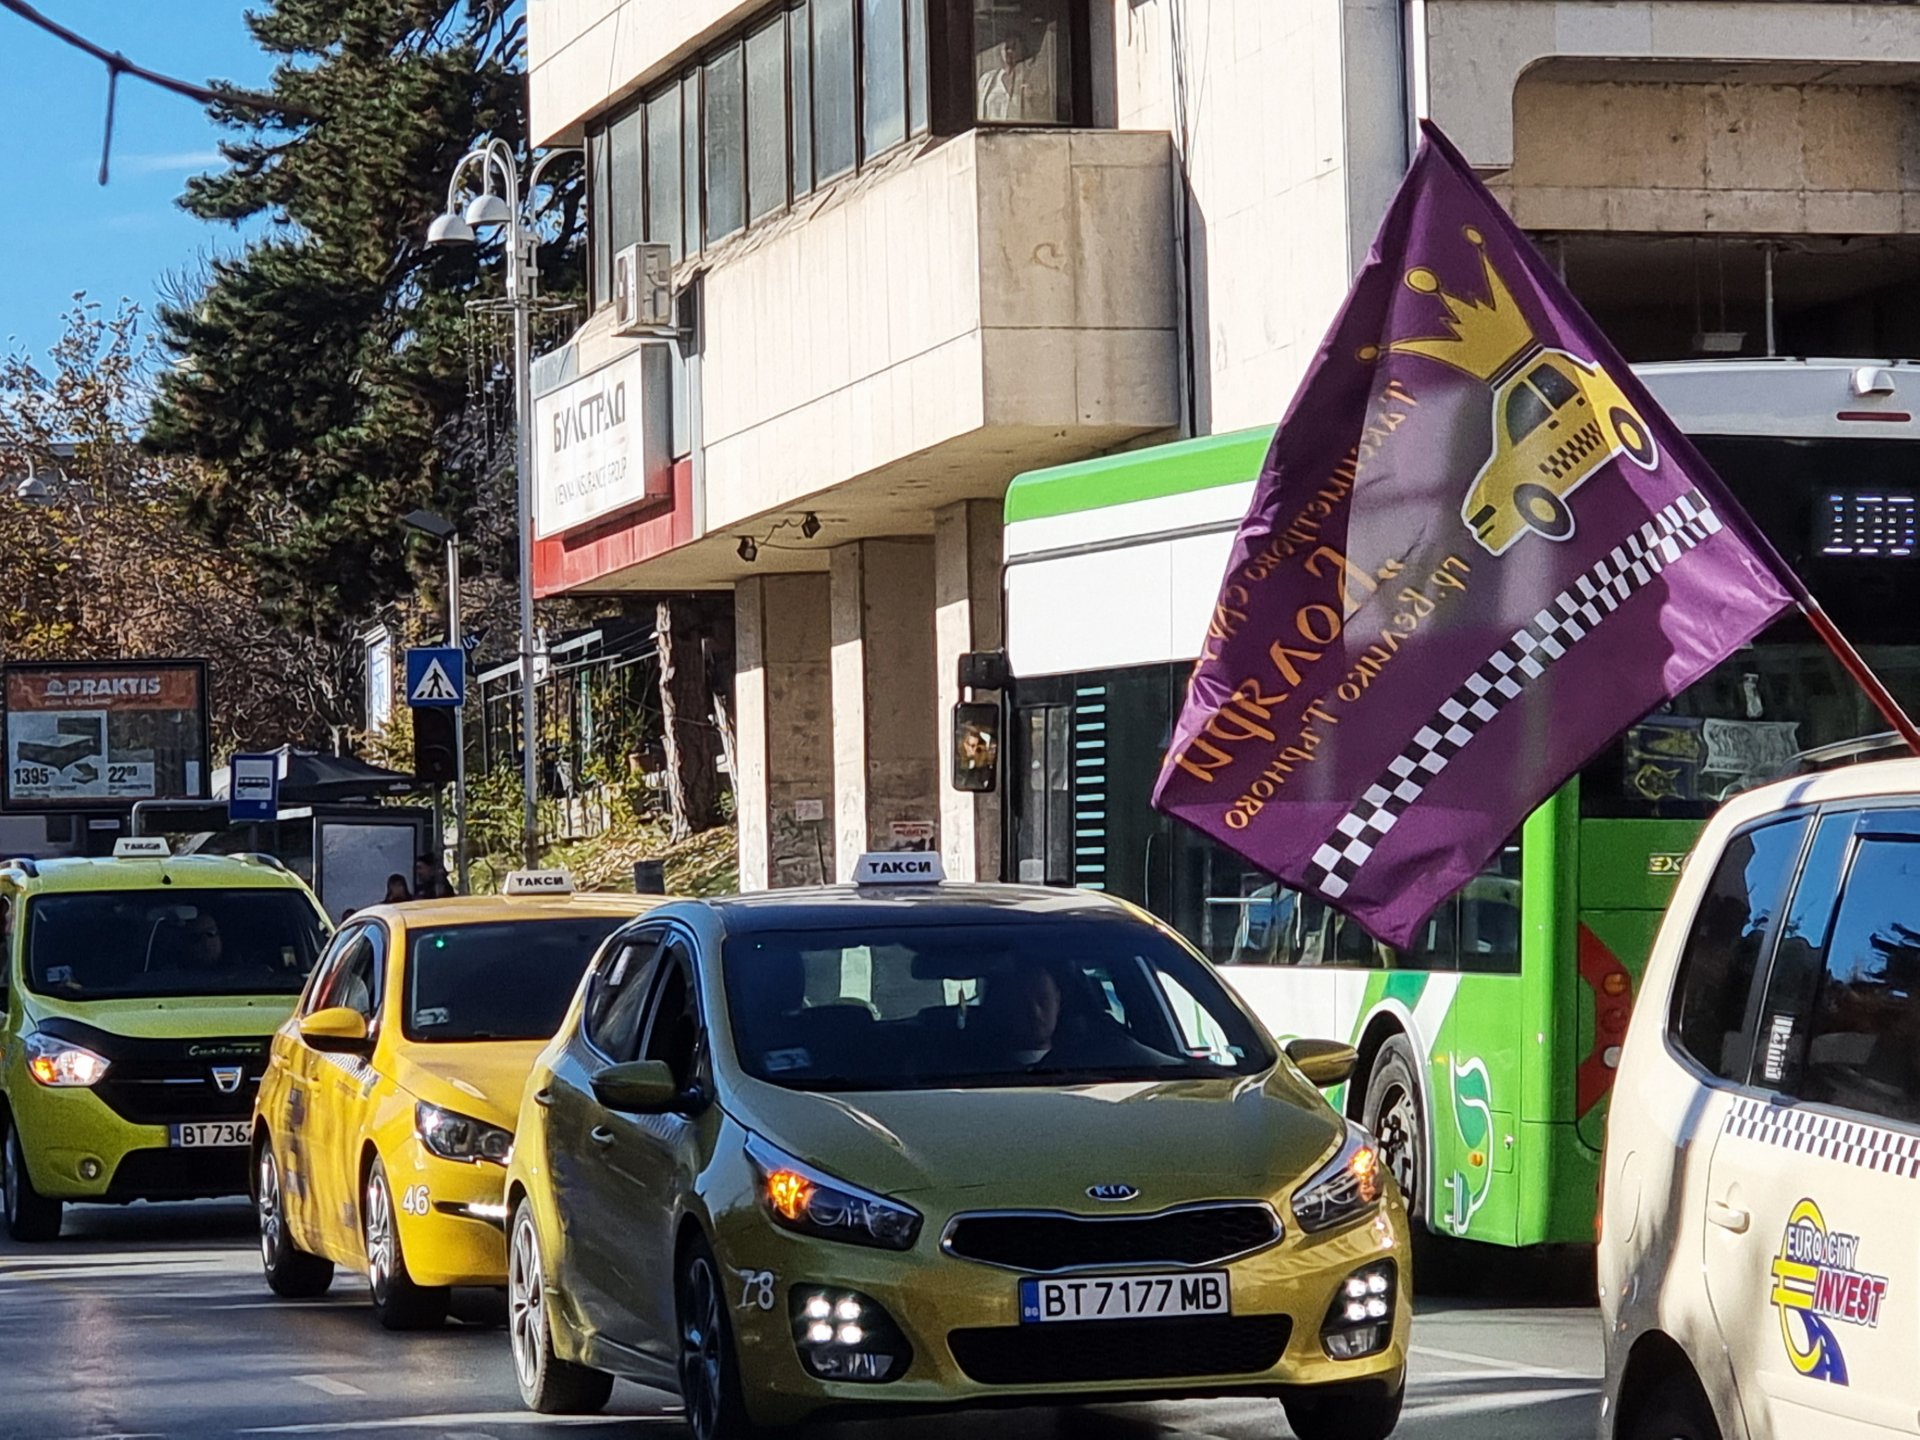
{"left": 979, "top": 963, "right": 1172, "bottom": 1072}
{"left": 182, "top": 913, "right": 229, "bottom": 971}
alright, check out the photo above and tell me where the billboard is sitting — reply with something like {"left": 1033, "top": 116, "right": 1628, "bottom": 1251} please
{"left": 3, "top": 660, "right": 211, "bottom": 809}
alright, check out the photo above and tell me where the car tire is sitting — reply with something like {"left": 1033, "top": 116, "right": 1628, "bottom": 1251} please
{"left": 3, "top": 1117, "right": 62, "bottom": 1243}
{"left": 1513, "top": 482, "right": 1576, "bottom": 541}
{"left": 508, "top": 1199, "right": 614, "bottom": 1414}
{"left": 257, "top": 1142, "right": 333, "bottom": 1298}
{"left": 1624, "top": 1372, "right": 1721, "bottom": 1440}
{"left": 1282, "top": 1378, "right": 1404, "bottom": 1440}
{"left": 363, "top": 1158, "right": 449, "bottom": 1330}
{"left": 678, "top": 1235, "right": 791, "bottom": 1440}
{"left": 1610, "top": 406, "right": 1660, "bottom": 471}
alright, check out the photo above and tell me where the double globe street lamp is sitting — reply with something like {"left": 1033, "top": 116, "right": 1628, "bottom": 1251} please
{"left": 426, "top": 139, "right": 578, "bottom": 869}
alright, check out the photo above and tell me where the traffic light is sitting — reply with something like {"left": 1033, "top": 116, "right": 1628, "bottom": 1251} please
{"left": 412, "top": 706, "right": 459, "bottom": 786}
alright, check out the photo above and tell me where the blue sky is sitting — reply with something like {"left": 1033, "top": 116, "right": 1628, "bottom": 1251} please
{"left": 0, "top": 1, "right": 272, "bottom": 364}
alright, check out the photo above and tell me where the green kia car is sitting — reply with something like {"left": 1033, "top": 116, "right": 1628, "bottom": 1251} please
{"left": 503, "top": 856, "right": 1411, "bottom": 1440}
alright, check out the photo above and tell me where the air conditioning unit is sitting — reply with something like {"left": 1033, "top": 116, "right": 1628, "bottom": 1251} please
{"left": 613, "top": 242, "right": 676, "bottom": 334}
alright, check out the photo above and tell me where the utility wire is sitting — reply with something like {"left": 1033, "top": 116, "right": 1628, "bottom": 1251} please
{"left": 0, "top": 0, "right": 318, "bottom": 184}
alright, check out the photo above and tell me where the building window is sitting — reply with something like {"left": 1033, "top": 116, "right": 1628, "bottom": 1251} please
{"left": 790, "top": 3, "right": 814, "bottom": 195}
{"left": 587, "top": 126, "right": 611, "bottom": 306}
{"left": 705, "top": 45, "right": 747, "bottom": 244}
{"left": 862, "top": 0, "right": 907, "bottom": 159}
{"left": 682, "top": 80, "right": 702, "bottom": 256}
{"left": 645, "top": 87, "right": 683, "bottom": 261}
{"left": 908, "top": 0, "right": 928, "bottom": 133}
{"left": 608, "top": 104, "right": 643, "bottom": 268}
{"left": 747, "top": 20, "right": 788, "bottom": 223}
{"left": 813, "top": 0, "right": 857, "bottom": 182}
{"left": 973, "top": 0, "right": 1072, "bottom": 124}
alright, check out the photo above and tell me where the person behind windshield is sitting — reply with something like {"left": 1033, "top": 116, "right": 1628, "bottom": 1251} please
{"left": 182, "top": 912, "right": 227, "bottom": 972}
{"left": 979, "top": 962, "right": 1169, "bottom": 1072}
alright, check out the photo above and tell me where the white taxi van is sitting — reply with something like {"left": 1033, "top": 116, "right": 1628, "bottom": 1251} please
{"left": 1600, "top": 757, "right": 1920, "bottom": 1440}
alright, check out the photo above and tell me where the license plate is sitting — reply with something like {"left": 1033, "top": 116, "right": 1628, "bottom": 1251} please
{"left": 1020, "top": 1271, "right": 1230, "bottom": 1324}
{"left": 169, "top": 1121, "right": 250, "bottom": 1148}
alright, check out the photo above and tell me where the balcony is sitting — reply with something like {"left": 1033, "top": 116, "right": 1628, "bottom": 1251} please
{"left": 539, "top": 126, "right": 1178, "bottom": 595}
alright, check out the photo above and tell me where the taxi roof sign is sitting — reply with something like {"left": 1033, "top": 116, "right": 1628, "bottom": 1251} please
{"left": 112, "top": 838, "right": 171, "bottom": 859}
{"left": 503, "top": 868, "right": 575, "bottom": 896}
{"left": 853, "top": 852, "right": 945, "bottom": 885}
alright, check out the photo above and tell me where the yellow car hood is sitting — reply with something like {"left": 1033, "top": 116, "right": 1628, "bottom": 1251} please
{"left": 729, "top": 1068, "right": 1344, "bottom": 1203}
{"left": 22, "top": 991, "right": 295, "bottom": 1040}
{"left": 392, "top": 1041, "right": 545, "bottom": 1132}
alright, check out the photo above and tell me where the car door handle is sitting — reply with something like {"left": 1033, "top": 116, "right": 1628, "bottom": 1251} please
{"left": 533, "top": 1088, "right": 553, "bottom": 1109}
{"left": 1707, "top": 1200, "right": 1750, "bottom": 1234}
{"left": 589, "top": 1126, "right": 615, "bottom": 1149}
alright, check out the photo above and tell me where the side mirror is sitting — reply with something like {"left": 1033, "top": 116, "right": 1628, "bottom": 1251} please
{"left": 950, "top": 701, "right": 1000, "bottom": 794}
{"left": 592, "top": 1059, "right": 680, "bottom": 1115}
{"left": 299, "top": 1006, "right": 372, "bottom": 1055}
{"left": 1285, "top": 1038, "right": 1358, "bottom": 1089}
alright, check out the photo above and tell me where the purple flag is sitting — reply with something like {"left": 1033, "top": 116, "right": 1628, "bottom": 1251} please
{"left": 1152, "top": 123, "right": 1797, "bottom": 948}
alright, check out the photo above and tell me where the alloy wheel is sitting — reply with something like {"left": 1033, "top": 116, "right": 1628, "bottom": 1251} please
{"left": 258, "top": 1149, "right": 283, "bottom": 1272}
{"left": 508, "top": 1214, "right": 544, "bottom": 1392}
{"left": 679, "top": 1254, "right": 725, "bottom": 1440}
{"left": 364, "top": 1170, "right": 395, "bottom": 1303}
{"left": 2, "top": 1130, "right": 17, "bottom": 1226}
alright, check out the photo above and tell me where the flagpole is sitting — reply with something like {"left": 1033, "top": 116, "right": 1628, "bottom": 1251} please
{"left": 1799, "top": 598, "right": 1920, "bottom": 755}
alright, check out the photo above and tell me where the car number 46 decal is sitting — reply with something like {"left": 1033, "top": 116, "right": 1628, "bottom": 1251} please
{"left": 400, "top": 1184, "right": 431, "bottom": 1216}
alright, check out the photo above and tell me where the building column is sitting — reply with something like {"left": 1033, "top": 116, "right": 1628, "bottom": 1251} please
{"left": 935, "top": 500, "right": 1004, "bottom": 882}
{"left": 734, "top": 574, "right": 835, "bottom": 891}
{"left": 830, "top": 538, "right": 939, "bottom": 880}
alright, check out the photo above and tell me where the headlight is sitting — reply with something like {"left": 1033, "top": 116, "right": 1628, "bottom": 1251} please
{"left": 24, "top": 1031, "right": 110, "bottom": 1088}
{"left": 415, "top": 1102, "right": 513, "bottom": 1165}
{"left": 745, "top": 1135, "right": 922, "bottom": 1252}
{"left": 1291, "top": 1122, "right": 1385, "bottom": 1234}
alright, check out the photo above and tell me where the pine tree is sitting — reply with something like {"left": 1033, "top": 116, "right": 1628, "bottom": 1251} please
{"left": 145, "top": 0, "right": 583, "bottom": 635}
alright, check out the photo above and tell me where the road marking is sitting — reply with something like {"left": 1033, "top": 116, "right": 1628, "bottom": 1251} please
{"left": 241, "top": 1414, "right": 663, "bottom": 1434}
{"left": 1413, "top": 1343, "right": 1599, "bottom": 1381}
{"left": 292, "top": 1375, "right": 365, "bottom": 1398}
{"left": 1404, "top": 1384, "right": 1601, "bottom": 1416}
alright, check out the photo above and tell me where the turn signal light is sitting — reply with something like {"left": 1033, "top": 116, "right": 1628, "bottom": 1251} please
{"left": 767, "top": 1169, "right": 813, "bottom": 1221}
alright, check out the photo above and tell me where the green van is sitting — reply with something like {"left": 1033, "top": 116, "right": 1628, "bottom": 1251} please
{"left": 0, "top": 842, "right": 329, "bottom": 1240}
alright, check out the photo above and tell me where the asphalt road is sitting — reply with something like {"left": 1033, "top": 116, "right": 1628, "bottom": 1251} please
{"left": 0, "top": 1203, "right": 1602, "bottom": 1440}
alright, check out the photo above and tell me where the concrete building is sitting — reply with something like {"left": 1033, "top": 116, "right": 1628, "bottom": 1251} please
{"left": 526, "top": 0, "right": 1920, "bottom": 890}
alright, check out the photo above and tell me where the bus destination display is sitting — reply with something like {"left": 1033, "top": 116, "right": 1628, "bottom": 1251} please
{"left": 2, "top": 662, "right": 210, "bottom": 808}
{"left": 1816, "top": 488, "right": 1916, "bottom": 558}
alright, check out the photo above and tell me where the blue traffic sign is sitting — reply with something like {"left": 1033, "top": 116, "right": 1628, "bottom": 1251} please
{"left": 229, "top": 753, "right": 279, "bottom": 823}
{"left": 406, "top": 647, "right": 466, "bottom": 708}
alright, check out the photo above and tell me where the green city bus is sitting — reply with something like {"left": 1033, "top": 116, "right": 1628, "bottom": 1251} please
{"left": 1000, "top": 358, "right": 1920, "bottom": 1252}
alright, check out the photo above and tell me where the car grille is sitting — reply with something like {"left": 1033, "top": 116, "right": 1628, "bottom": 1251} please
{"left": 948, "top": 1315, "right": 1292, "bottom": 1386}
{"left": 107, "top": 1147, "right": 250, "bottom": 1202}
{"left": 90, "top": 1046, "right": 267, "bottom": 1126}
{"left": 943, "top": 1204, "right": 1281, "bottom": 1273}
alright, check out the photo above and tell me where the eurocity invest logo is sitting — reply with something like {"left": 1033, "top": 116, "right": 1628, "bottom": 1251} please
{"left": 1769, "top": 1198, "right": 1888, "bottom": 1385}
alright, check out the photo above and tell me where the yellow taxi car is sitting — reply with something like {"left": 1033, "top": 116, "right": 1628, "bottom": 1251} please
{"left": 504, "top": 855, "right": 1410, "bottom": 1440}
{"left": 251, "top": 870, "right": 661, "bottom": 1328}
{"left": 1461, "top": 346, "right": 1661, "bottom": 555}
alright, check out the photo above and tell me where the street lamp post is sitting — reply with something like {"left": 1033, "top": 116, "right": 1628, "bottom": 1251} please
{"left": 427, "top": 139, "right": 578, "bottom": 869}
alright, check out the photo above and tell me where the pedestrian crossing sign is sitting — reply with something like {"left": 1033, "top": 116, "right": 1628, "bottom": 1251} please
{"left": 405, "top": 647, "right": 465, "bottom": 708}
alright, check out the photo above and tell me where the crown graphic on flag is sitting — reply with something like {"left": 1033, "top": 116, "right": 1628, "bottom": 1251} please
{"left": 1386, "top": 227, "right": 1537, "bottom": 382}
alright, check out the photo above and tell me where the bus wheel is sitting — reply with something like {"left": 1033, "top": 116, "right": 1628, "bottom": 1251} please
{"left": 1362, "top": 1038, "right": 1464, "bottom": 1289}
{"left": 1610, "top": 407, "right": 1660, "bottom": 470}
{"left": 1513, "top": 483, "right": 1575, "bottom": 541}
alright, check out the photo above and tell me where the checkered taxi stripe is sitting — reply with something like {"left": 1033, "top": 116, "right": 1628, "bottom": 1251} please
{"left": 1541, "top": 420, "right": 1604, "bottom": 482}
{"left": 1724, "top": 1096, "right": 1920, "bottom": 1180}
{"left": 1306, "top": 490, "right": 1722, "bottom": 900}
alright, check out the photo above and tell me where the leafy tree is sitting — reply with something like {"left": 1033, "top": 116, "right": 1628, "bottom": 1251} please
{"left": 0, "top": 301, "right": 358, "bottom": 750}
{"left": 145, "top": 0, "right": 584, "bottom": 637}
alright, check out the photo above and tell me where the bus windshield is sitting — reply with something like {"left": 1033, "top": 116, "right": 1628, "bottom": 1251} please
{"left": 26, "top": 889, "right": 329, "bottom": 1000}
{"left": 1580, "top": 435, "right": 1920, "bottom": 818}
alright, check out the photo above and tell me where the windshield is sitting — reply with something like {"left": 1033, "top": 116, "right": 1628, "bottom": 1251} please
{"left": 723, "top": 921, "right": 1276, "bottom": 1092}
{"left": 405, "top": 917, "right": 627, "bottom": 1042}
{"left": 26, "top": 889, "right": 328, "bottom": 1000}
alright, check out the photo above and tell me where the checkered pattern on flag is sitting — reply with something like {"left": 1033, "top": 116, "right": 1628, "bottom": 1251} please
{"left": 1150, "top": 124, "right": 1797, "bottom": 949}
